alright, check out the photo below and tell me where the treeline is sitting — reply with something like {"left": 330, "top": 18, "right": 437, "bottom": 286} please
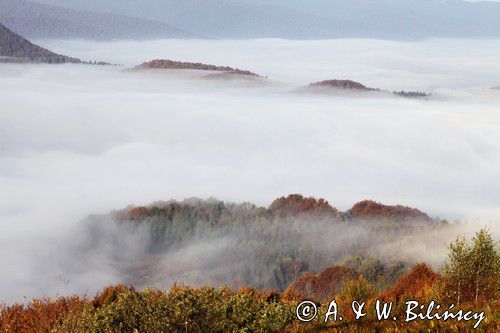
{"left": 79, "top": 194, "right": 444, "bottom": 292}
{"left": 122, "top": 194, "right": 433, "bottom": 223}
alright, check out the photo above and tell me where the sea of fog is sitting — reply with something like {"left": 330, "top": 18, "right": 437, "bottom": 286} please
{"left": 0, "top": 38, "right": 499, "bottom": 301}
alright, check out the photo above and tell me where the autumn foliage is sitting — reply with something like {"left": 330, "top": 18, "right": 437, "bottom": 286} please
{"left": 91, "top": 285, "right": 132, "bottom": 309}
{"left": 124, "top": 194, "right": 433, "bottom": 225}
{"left": 1, "top": 286, "right": 293, "bottom": 333}
{"left": 269, "top": 194, "right": 341, "bottom": 218}
{"left": 0, "top": 296, "right": 86, "bottom": 333}
{"left": 377, "top": 263, "right": 440, "bottom": 302}
{"left": 1, "top": 196, "right": 496, "bottom": 332}
{"left": 349, "top": 200, "right": 431, "bottom": 223}
{"left": 134, "top": 59, "right": 261, "bottom": 77}
{"left": 127, "top": 206, "right": 150, "bottom": 220}
{"left": 1, "top": 260, "right": 498, "bottom": 332}
{"left": 284, "top": 265, "right": 360, "bottom": 303}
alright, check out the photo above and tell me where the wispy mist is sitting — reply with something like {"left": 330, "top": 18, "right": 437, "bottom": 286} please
{"left": 0, "top": 204, "right": 493, "bottom": 304}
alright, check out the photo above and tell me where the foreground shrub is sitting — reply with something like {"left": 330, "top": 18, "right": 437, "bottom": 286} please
{"left": 0, "top": 296, "right": 87, "bottom": 333}
{"left": 60, "top": 285, "right": 294, "bottom": 333}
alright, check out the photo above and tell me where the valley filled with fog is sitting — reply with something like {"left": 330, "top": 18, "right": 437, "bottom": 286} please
{"left": 0, "top": 38, "right": 499, "bottom": 302}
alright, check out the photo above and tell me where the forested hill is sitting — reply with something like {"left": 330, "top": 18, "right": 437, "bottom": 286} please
{"left": 79, "top": 194, "right": 442, "bottom": 294}
{"left": 0, "top": 22, "right": 80, "bottom": 63}
{"left": 120, "top": 194, "right": 433, "bottom": 224}
{"left": 1, "top": 195, "right": 496, "bottom": 331}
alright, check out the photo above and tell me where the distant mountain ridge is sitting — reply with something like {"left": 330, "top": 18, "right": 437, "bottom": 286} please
{"left": 27, "top": 0, "right": 338, "bottom": 39}
{"left": 28, "top": 0, "right": 500, "bottom": 40}
{"left": 0, "top": 22, "right": 79, "bottom": 63}
{"left": 0, "top": 0, "right": 196, "bottom": 40}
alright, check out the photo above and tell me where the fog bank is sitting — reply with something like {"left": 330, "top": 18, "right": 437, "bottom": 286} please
{"left": 0, "top": 38, "right": 499, "bottom": 302}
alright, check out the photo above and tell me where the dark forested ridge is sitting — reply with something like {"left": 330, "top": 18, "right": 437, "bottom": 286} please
{"left": 0, "top": 0, "right": 195, "bottom": 40}
{"left": 0, "top": 22, "right": 79, "bottom": 63}
{"left": 24, "top": 0, "right": 500, "bottom": 40}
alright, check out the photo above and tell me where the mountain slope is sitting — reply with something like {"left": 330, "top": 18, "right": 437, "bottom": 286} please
{"left": 0, "top": 22, "right": 79, "bottom": 63}
{"left": 31, "top": 0, "right": 500, "bottom": 39}
{"left": 24, "top": 0, "right": 347, "bottom": 39}
{"left": 0, "top": 0, "right": 196, "bottom": 40}
{"left": 246, "top": 0, "right": 500, "bottom": 38}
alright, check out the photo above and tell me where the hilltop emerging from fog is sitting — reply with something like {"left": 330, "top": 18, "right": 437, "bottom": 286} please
{"left": 309, "top": 80, "right": 376, "bottom": 91}
{"left": 122, "top": 194, "right": 433, "bottom": 224}
{"left": 132, "top": 59, "right": 264, "bottom": 80}
{"left": 66, "top": 194, "right": 442, "bottom": 295}
{"left": 305, "top": 79, "right": 430, "bottom": 98}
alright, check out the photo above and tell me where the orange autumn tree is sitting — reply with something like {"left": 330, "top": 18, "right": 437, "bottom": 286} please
{"left": 269, "top": 194, "right": 341, "bottom": 219}
{"left": 284, "top": 265, "right": 360, "bottom": 303}
{"left": 349, "top": 200, "right": 431, "bottom": 223}
{"left": 377, "top": 263, "right": 440, "bottom": 302}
